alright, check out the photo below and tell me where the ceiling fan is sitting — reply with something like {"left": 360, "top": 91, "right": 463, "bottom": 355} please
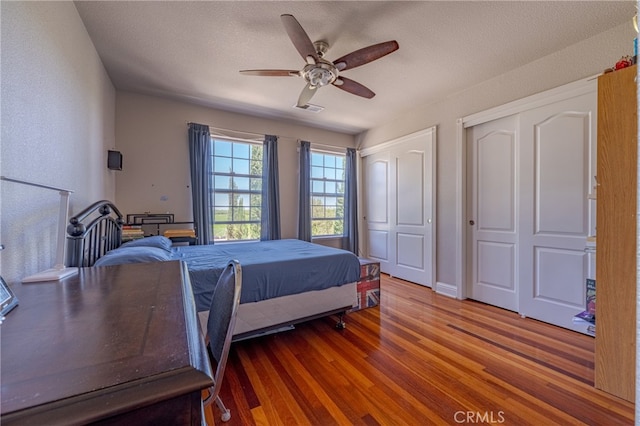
{"left": 240, "top": 14, "right": 399, "bottom": 108}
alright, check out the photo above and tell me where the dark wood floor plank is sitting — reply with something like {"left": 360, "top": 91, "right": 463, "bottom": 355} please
{"left": 208, "top": 274, "right": 634, "bottom": 425}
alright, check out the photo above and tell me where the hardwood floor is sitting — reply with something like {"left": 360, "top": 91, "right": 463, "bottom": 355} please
{"left": 205, "top": 274, "right": 634, "bottom": 425}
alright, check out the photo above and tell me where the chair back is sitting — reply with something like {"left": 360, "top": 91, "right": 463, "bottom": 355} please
{"left": 207, "top": 260, "right": 242, "bottom": 394}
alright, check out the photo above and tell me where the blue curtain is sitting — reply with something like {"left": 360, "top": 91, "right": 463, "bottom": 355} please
{"left": 260, "top": 135, "right": 281, "bottom": 240}
{"left": 298, "top": 141, "right": 312, "bottom": 241}
{"left": 344, "top": 148, "right": 359, "bottom": 254}
{"left": 188, "top": 123, "right": 211, "bottom": 245}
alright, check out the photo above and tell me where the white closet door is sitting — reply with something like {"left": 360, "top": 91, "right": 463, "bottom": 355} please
{"left": 467, "top": 115, "right": 519, "bottom": 311}
{"left": 362, "top": 128, "right": 435, "bottom": 287}
{"left": 518, "top": 92, "right": 597, "bottom": 331}
{"left": 363, "top": 151, "right": 391, "bottom": 273}
{"left": 466, "top": 87, "right": 596, "bottom": 332}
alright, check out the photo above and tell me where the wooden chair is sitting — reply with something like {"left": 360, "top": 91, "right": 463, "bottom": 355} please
{"left": 203, "top": 260, "right": 242, "bottom": 422}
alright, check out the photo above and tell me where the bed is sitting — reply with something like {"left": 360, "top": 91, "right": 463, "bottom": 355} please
{"left": 65, "top": 200, "right": 361, "bottom": 340}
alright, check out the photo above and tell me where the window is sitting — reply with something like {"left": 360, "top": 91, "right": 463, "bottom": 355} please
{"left": 210, "top": 138, "right": 263, "bottom": 242}
{"left": 311, "top": 151, "right": 345, "bottom": 237}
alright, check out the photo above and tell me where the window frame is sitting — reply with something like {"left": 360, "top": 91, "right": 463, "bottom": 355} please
{"left": 210, "top": 137, "right": 263, "bottom": 242}
{"left": 310, "top": 149, "right": 346, "bottom": 238}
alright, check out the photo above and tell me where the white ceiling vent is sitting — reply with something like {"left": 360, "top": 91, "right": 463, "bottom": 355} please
{"left": 293, "top": 103, "right": 324, "bottom": 113}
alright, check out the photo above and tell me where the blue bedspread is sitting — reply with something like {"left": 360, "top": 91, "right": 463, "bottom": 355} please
{"left": 171, "top": 239, "right": 361, "bottom": 311}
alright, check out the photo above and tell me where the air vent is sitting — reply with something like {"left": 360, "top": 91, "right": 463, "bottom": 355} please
{"left": 293, "top": 103, "right": 324, "bottom": 113}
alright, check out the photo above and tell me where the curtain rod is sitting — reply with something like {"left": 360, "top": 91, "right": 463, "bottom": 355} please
{"left": 187, "top": 121, "right": 274, "bottom": 140}
{"left": 186, "top": 121, "right": 351, "bottom": 151}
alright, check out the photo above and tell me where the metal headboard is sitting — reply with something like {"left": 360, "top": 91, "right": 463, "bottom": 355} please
{"left": 66, "top": 200, "right": 124, "bottom": 267}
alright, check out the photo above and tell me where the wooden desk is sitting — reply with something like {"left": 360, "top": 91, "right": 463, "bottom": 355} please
{"left": 1, "top": 261, "right": 213, "bottom": 425}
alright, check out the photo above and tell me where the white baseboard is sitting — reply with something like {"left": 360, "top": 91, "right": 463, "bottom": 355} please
{"left": 434, "top": 281, "right": 460, "bottom": 299}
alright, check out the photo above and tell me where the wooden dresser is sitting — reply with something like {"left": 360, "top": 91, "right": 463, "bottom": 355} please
{"left": 595, "top": 64, "right": 637, "bottom": 402}
{"left": 1, "top": 261, "right": 213, "bottom": 425}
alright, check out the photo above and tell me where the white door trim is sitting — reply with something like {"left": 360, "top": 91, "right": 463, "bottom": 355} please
{"left": 463, "top": 74, "right": 598, "bottom": 127}
{"left": 455, "top": 76, "right": 597, "bottom": 300}
{"left": 360, "top": 127, "right": 434, "bottom": 157}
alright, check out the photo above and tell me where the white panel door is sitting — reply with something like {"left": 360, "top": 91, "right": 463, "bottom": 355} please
{"left": 362, "top": 128, "right": 435, "bottom": 287}
{"left": 467, "top": 87, "right": 596, "bottom": 332}
{"left": 363, "top": 151, "right": 391, "bottom": 273}
{"left": 391, "top": 131, "right": 434, "bottom": 286}
{"left": 518, "top": 92, "right": 596, "bottom": 332}
{"left": 467, "top": 115, "right": 519, "bottom": 311}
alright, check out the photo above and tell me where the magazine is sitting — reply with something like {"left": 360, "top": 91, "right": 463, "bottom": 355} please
{"left": 573, "top": 309, "right": 595, "bottom": 324}
{"left": 586, "top": 278, "right": 595, "bottom": 316}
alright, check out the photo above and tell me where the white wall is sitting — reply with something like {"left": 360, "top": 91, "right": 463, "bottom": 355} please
{"left": 0, "top": 2, "right": 116, "bottom": 285}
{"left": 357, "top": 22, "right": 636, "bottom": 289}
{"left": 114, "top": 92, "right": 355, "bottom": 240}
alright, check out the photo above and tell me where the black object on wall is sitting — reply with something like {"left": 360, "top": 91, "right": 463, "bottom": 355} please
{"left": 107, "top": 150, "right": 122, "bottom": 171}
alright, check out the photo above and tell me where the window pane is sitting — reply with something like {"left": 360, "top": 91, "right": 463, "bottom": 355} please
{"left": 312, "top": 204, "right": 325, "bottom": 217}
{"left": 225, "top": 224, "right": 243, "bottom": 240}
{"left": 311, "top": 153, "right": 323, "bottom": 166}
{"left": 233, "top": 158, "right": 250, "bottom": 174}
{"left": 213, "top": 223, "right": 227, "bottom": 240}
{"left": 250, "top": 193, "right": 262, "bottom": 207}
{"left": 234, "top": 143, "right": 250, "bottom": 159}
{"left": 214, "top": 156, "right": 232, "bottom": 173}
{"left": 310, "top": 151, "right": 346, "bottom": 237}
{"left": 214, "top": 175, "right": 231, "bottom": 190}
{"left": 233, "top": 176, "right": 250, "bottom": 191}
{"left": 231, "top": 206, "right": 247, "bottom": 220}
{"left": 311, "top": 166, "right": 324, "bottom": 179}
{"left": 250, "top": 160, "right": 262, "bottom": 176}
{"left": 325, "top": 155, "right": 336, "bottom": 168}
{"left": 239, "top": 194, "right": 251, "bottom": 207}
{"left": 214, "top": 140, "right": 232, "bottom": 157}
{"left": 312, "top": 180, "right": 324, "bottom": 193}
{"left": 250, "top": 178, "right": 262, "bottom": 190}
{"left": 325, "top": 168, "right": 336, "bottom": 180}
{"left": 312, "top": 219, "right": 333, "bottom": 236}
{"left": 210, "top": 138, "right": 263, "bottom": 241}
{"left": 214, "top": 193, "right": 229, "bottom": 206}
{"left": 215, "top": 207, "right": 231, "bottom": 221}
{"left": 250, "top": 207, "right": 261, "bottom": 220}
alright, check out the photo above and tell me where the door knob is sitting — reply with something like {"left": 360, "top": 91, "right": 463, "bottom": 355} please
{"left": 469, "top": 220, "right": 475, "bottom": 226}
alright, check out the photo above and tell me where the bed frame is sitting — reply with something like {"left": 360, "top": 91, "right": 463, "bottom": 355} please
{"left": 65, "top": 200, "right": 355, "bottom": 340}
{"left": 66, "top": 200, "right": 124, "bottom": 267}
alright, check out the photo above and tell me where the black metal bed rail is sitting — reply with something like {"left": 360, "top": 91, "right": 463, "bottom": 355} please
{"left": 66, "top": 200, "right": 124, "bottom": 267}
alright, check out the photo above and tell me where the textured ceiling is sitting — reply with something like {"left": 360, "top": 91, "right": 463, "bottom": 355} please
{"left": 74, "top": 1, "right": 635, "bottom": 134}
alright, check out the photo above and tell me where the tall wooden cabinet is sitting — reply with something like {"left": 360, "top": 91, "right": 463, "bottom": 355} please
{"left": 595, "top": 64, "right": 637, "bottom": 402}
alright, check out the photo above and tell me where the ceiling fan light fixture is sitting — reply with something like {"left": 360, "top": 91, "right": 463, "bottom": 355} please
{"left": 308, "top": 68, "right": 333, "bottom": 86}
{"left": 302, "top": 62, "right": 338, "bottom": 87}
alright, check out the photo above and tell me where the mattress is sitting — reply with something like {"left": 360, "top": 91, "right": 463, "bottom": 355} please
{"left": 198, "top": 282, "right": 357, "bottom": 339}
{"left": 171, "top": 239, "right": 361, "bottom": 311}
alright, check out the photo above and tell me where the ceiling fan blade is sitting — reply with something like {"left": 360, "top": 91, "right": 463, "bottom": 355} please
{"left": 239, "top": 69, "right": 300, "bottom": 77}
{"left": 281, "top": 14, "right": 318, "bottom": 64}
{"left": 332, "top": 76, "right": 375, "bottom": 99}
{"left": 296, "top": 83, "right": 318, "bottom": 107}
{"left": 333, "top": 40, "right": 399, "bottom": 71}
